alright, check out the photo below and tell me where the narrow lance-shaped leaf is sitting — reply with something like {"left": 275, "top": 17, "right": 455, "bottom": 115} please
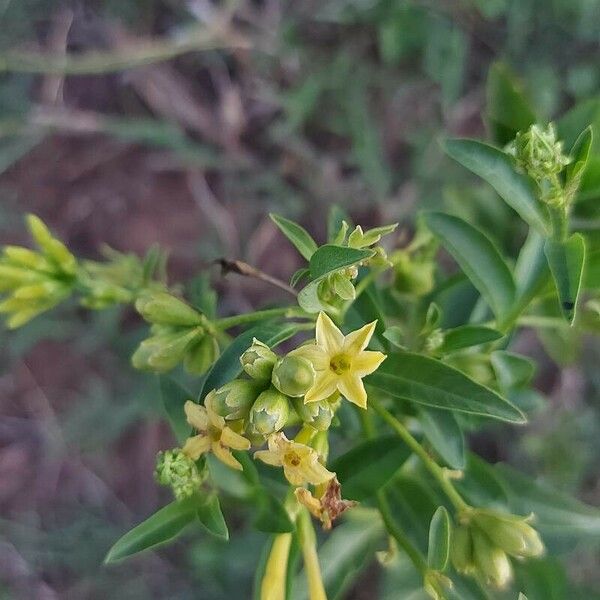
{"left": 436, "top": 325, "right": 504, "bottom": 355}
{"left": 566, "top": 126, "right": 593, "bottom": 186}
{"left": 427, "top": 506, "right": 451, "bottom": 571}
{"left": 270, "top": 213, "right": 318, "bottom": 261}
{"left": 443, "top": 139, "right": 549, "bottom": 233}
{"left": 196, "top": 494, "right": 229, "bottom": 540}
{"left": 418, "top": 406, "right": 465, "bottom": 470}
{"left": 366, "top": 351, "right": 526, "bottom": 423}
{"left": 104, "top": 497, "right": 198, "bottom": 563}
{"left": 544, "top": 234, "right": 586, "bottom": 322}
{"left": 424, "top": 212, "right": 516, "bottom": 323}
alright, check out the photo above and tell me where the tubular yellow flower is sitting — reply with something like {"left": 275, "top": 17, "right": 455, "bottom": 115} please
{"left": 254, "top": 432, "right": 335, "bottom": 486}
{"left": 261, "top": 533, "right": 293, "bottom": 600}
{"left": 294, "top": 312, "right": 386, "bottom": 409}
{"left": 181, "top": 394, "right": 251, "bottom": 470}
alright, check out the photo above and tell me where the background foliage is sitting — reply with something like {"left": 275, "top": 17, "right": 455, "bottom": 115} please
{"left": 0, "top": 1, "right": 599, "bottom": 598}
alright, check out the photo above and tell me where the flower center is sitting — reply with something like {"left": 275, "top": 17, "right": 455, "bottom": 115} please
{"left": 285, "top": 451, "right": 302, "bottom": 467}
{"left": 329, "top": 353, "right": 352, "bottom": 375}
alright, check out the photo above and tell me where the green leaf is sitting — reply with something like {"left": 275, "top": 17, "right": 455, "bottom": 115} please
{"left": 486, "top": 62, "right": 536, "bottom": 146}
{"left": 290, "top": 267, "right": 310, "bottom": 287}
{"left": 309, "top": 244, "right": 374, "bottom": 280}
{"left": 515, "top": 228, "right": 550, "bottom": 308}
{"left": 331, "top": 435, "right": 412, "bottom": 501}
{"left": 544, "top": 233, "right": 586, "bottom": 322}
{"left": 437, "top": 325, "right": 503, "bottom": 354}
{"left": 418, "top": 406, "right": 465, "bottom": 470}
{"left": 491, "top": 351, "right": 535, "bottom": 390}
{"left": 200, "top": 321, "right": 302, "bottom": 400}
{"left": 566, "top": 126, "right": 593, "bottom": 186}
{"left": 366, "top": 351, "right": 526, "bottom": 423}
{"left": 427, "top": 506, "right": 451, "bottom": 571}
{"left": 254, "top": 491, "right": 295, "bottom": 533}
{"left": 443, "top": 139, "right": 549, "bottom": 233}
{"left": 424, "top": 212, "right": 516, "bottom": 322}
{"left": 270, "top": 213, "right": 318, "bottom": 261}
{"left": 382, "top": 326, "right": 406, "bottom": 350}
{"left": 455, "top": 453, "right": 508, "bottom": 508}
{"left": 104, "top": 498, "right": 198, "bottom": 562}
{"left": 327, "top": 205, "right": 351, "bottom": 243}
{"left": 159, "top": 376, "right": 193, "bottom": 444}
{"left": 196, "top": 494, "right": 229, "bottom": 540}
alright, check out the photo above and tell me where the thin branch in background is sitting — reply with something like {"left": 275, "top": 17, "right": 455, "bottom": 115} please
{"left": 215, "top": 258, "right": 297, "bottom": 297}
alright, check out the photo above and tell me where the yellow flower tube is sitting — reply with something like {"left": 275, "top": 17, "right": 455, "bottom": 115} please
{"left": 261, "top": 533, "right": 293, "bottom": 600}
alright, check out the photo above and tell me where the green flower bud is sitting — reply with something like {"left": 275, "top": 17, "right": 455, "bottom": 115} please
{"left": 508, "top": 123, "right": 570, "bottom": 183}
{"left": 240, "top": 338, "right": 277, "bottom": 381}
{"left": 154, "top": 448, "right": 205, "bottom": 500}
{"left": 212, "top": 379, "right": 262, "bottom": 420}
{"left": 136, "top": 291, "right": 203, "bottom": 327}
{"left": 472, "top": 529, "right": 512, "bottom": 589}
{"left": 249, "top": 388, "right": 290, "bottom": 436}
{"left": 272, "top": 355, "right": 316, "bottom": 397}
{"left": 184, "top": 335, "right": 220, "bottom": 375}
{"left": 132, "top": 328, "right": 200, "bottom": 372}
{"left": 329, "top": 272, "right": 356, "bottom": 301}
{"left": 472, "top": 510, "right": 544, "bottom": 559}
{"left": 393, "top": 251, "right": 435, "bottom": 296}
{"left": 26, "top": 214, "right": 77, "bottom": 275}
{"left": 292, "top": 398, "right": 334, "bottom": 431}
{"left": 3, "top": 246, "right": 52, "bottom": 271}
{"left": 451, "top": 525, "right": 475, "bottom": 574}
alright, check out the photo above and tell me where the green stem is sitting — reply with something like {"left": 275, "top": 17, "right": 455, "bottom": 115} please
{"left": 214, "top": 307, "right": 311, "bottom": 329}
{"left": 369, "top": 397, "right": 469, "bottom": 512}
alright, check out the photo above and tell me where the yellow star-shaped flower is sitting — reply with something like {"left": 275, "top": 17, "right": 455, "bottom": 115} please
{"left": 181, "top": 393, "right": 251, "bottom": 470}
{"left": 254, "top": 432, "right": 335, "bottom": 486}
{"left": 293, "top": 312, "right": 386, "bottom": 409}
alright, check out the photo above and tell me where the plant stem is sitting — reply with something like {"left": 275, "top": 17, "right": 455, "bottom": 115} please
{"left": 214, "top": 307, "right": 311, "bottom": 329}
{"left": 369, "top": 397, "right": 469, "bottom": 512}
{"left": 297, "top": 509, "right": 328, "bottom": 600}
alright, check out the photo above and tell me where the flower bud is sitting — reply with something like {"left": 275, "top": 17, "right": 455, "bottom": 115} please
{"left": 272, "top": 355, "right": 316, "bottom": 397}
{"left": 472, "top": 510, "right": 544, "bottom": 559}
{"left": 132, "top": 328, "right": 200, "bottom": 372}
{"left": 472, "top": 529, "right": 512, "bottom": 589}
{"left": 249, "top": 388, "right": 290, "bottom": 436}
{"left": 329, "top": 272, "right": 356, "bottom": 301}
{"left": 292, "top": 398, "right": 333, "bottom": 431}
{"left": 451, "top": 525, "right": 475, "bottom": 575}
{"left": 3, "top": 246, "right": 52, "bottom": 271}
{"left": 26, "top": 214, "right": 77, "bottom": 275}
{"left": 240, "top": 338, "right": 277, "bottom": 381}
{"left": 154, "top": 448, "right": 206, "bottom": 500}
{"left": 135, "top": 291, "right": 203, "bottom": 327}
{"left": 184, "top": 335, "right": 219, "bottom": 375}
{"left": 393, "top": 251, "right": 435, "bottom": 296}
{"left": 212, "top": 379, "right": 262, "bottom": 420}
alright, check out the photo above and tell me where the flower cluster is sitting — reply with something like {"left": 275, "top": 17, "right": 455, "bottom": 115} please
{"left": 451, "top": 508, "right": 544, "bottom": 588}
{"left": 132, "top": 291, "right": 219, "bottom": 374}
{"left": 0, "top": 214, "right": 77, "bottom": 328}
{"left": 155, "top": 311, "right": 386, "bottom": 519}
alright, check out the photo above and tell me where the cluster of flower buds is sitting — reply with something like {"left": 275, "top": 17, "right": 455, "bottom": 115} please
{"left": 132, "top": 291, "right": 219, "bottom": 374}
{"left": 451, "top": 508, "right": 544, "bottom": 588}
{"left": 0, "top": 214, "right": 77, "bottom": 328}
{"left": 317, "top": 222, "right": 397, "bottom": 309}
{"left": 154, "top": 448, "right": 208, "bottom": 500}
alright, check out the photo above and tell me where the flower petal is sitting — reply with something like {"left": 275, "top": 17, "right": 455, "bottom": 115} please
{"left": 289, "top": 343, "right": 329, "bottom": 371}
{"left": 315, "top": 312, "right": 344, "bottom": 354}
{"left": 342, "top": 320, "right": 377, "bottom": 355}
{"left": 212, "top": 441, "right": 242, "bottom": 470}
{"left": 221, "top": 426, "right": 251, "bottom": 451}
{"left": 255, "top": 449, "right": 284, "bottom": 467}
{"left": 283, "top": 466, "right": 305, "bottom": 486}
{"left": 182, "top": 434, "right": 211, "bottom": 459}
{"left": 204, "top": 393, "right": 226, "bottom": 430}
{"left": 352, "top": 350, "right": 386, "bottom": 377}
{"left": 304, "top": 370, "right": 338, "bottom": 404}
{"left": 184, "top": 401, "right": 209, "bottom": 431}
{"left": 301, "top": 459, "right": 335, "bottom": 485}
{"left": 338, "top": 374, "right": 368, "bottom": 409}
